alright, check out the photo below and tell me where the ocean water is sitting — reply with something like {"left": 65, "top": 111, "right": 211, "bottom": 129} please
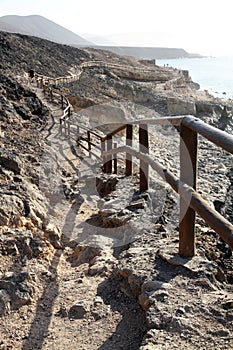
{"left": 157, "top": 56, "right": 233, "bottom": 99}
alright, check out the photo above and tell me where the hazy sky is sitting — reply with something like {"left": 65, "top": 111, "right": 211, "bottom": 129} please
{"left": 1, "top": 0, "right": 232, "bottom": 56}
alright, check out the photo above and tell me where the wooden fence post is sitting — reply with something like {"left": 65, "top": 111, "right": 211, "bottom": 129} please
{"left": 126, "top": 124, "right": 133, "bottom": 176}
{"left": 179, "top": 123, "right": 198, "bottom": 257}
{"left": 101, "top": 139, "right": 107, "bottom": 173}
{"left": 113, "top": 142, "right": 117, "bottom": 174}
{"left": 105, "top": 135, "right": 113, "bottom": 173}
{"left": 139, "top": 124, "right": 149, "bottom": 191}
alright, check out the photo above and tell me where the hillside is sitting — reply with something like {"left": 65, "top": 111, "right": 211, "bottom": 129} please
{"left": 0, "top": 14, "right": 202, "bottom": 59}
{"left": 0, "top": 15, "right": 92, "bottom": 46}
{"left": 0, "top": 30, "right": 91, "bottom": 76}
{"left": 0, "top": 31, "right": 233, "bottom": 350}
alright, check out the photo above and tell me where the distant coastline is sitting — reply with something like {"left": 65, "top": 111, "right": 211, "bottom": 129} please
{"left": 86, "top": 45, "right": 204, "bottom": 60}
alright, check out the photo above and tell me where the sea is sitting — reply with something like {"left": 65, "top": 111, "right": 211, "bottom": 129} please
{"left": 157, "top": 56, "right": 233, "bottom": 100}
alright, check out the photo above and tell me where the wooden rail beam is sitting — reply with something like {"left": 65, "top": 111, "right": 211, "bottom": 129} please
{"left": 35, "top": 70, "right": 233, "bottom": 257}
{"left": 102, "top": 124, "right": 126, "bottom": 141}
{"left": 179, "top": 124, "right": 198, "bottom": 257}
{"left": 182, "top": 115, "right": 233, "bottom": 154}
{"left": 74, "top": 124, "right": 102, "bottom": 140}
{"left": 104, "top": 145, "right": 233, "bottom": 252}
{"left": 101, "top": 139, "right": 107, "bottom": 173}
{"left": 139, "top": 124, "right": 149, "bottom": 191}
{"left": 114, "top": 142, "right": 118, "bottom": 174}
{"left": 126, "top": 124, "right": 133, "bottom": 176}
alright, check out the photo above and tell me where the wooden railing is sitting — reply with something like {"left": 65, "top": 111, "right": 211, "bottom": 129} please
{"left": 34, "top": 70, "right": 233, "bottom": 258}
{"left": 102, "top": 116, "right": 233, "bottom": 257}
{"left": 68, "top": 115, "right": 233, "bottom": 258}
{"left": 35, "top": 73, "right": 74, "bottom": 130}
{"left": 35, "top": 72, "right": 82, "bottom": 87}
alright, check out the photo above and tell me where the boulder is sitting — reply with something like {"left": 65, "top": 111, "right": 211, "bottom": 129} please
{"left": 142, "top": 280, "right": 173, "bottom": 293}
{"left": 44, "top": 223, "right": 62, "bottom": 248}
{"left": 0, "top": 194, "right": 25, "bottom": 226}
{"left": 68, "top": 300, "right": 90, "bottom": 319}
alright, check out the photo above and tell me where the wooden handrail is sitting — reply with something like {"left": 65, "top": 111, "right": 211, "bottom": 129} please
{"left": 103, "top": 145, "right": 233, "bottom": 251}
{"left": 77, "top": 136, "right": 102, "bottom": 151}
{"left": 101, "top": 116, "right": 183, "bottom": 141}
{"left": 99, "top": 115, "right": 233, "bottom": 257}
{"left": 102, "top": 124, "right": 127, "bottom": 141}
{"left": 182, "top": 115, "right": 233, "bottom": 154}
{"left": 72, "top": 123, "right": 103, "bottom": 140}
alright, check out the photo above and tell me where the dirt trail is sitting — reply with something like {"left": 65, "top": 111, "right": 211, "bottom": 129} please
{"left": 0, "top": 85, "right": 146, "bottom": 350}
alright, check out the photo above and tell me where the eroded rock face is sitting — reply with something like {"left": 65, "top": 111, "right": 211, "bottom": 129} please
{"left": 167, "top": 97, "right": 197, "bottom": 115}
{"left": 0, "top": 194, "right": 25, "bottom": 226}
{"left": 0, "top": 70, "right": 51, "bottom": 234}
{"left": 0, "top": 229, "right": 47, "bottom": 258}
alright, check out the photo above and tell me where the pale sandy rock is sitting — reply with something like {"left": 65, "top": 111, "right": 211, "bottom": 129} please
{"left": 142, "top": 280, "right": 173, "bottom": 293}
{"left": 167, "top": 97, "right": 196, "bottom": 115}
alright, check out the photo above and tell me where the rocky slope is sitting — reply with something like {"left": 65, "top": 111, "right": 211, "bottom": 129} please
{"left": 0, "top": 31, "right": 233, "bottom": 349}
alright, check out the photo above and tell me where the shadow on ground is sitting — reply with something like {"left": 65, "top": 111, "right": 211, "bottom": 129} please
{"left": 97, "top": 275, "right": 147, "bottom": 350}
{"left": 21, "top": 199, "right": 83, "bottom": 350}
